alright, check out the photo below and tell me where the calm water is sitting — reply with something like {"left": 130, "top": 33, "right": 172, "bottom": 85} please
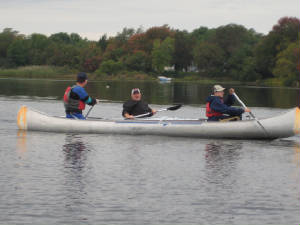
{"left": 0, "top": 78, "right": 299, "bottom": 225}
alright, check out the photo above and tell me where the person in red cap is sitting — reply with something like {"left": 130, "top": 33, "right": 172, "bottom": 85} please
{"left": 122, "top": 88, "right": 156, "bottom": 119}
{"left": 205, "top": 85, "right": 251, "bottom": 121}
{"left": 63, "top": 72, "right": 99, "bottom": 119}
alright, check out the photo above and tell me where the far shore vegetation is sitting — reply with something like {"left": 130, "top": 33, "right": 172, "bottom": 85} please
{"left": 0, "top": 65, "right": 283, "bottom": 87}
{"left": 0, "top": 16, "right": 299, "bottom": 87}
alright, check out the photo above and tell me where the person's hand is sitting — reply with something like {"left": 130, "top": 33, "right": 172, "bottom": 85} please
{"left": 152, "top": 109, "right": 157, "bottom": 115}
{"left": 244, "top": 107, "right": 251, "bottom": 113}
{"left": 96, "top": 99, "right": 100, "bottom": 104}
{"left": 124, "top": 113, "right": 134, "bottom": 119}
{"left": 229, "top": 88, "right": 235, "bottom": 95}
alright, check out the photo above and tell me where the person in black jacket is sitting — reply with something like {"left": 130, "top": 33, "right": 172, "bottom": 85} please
{"left": 122, "top": 88, "right": 156, "bottom": 119}
{"left": 206, "top": 85, "right": 251, "bottom": 121}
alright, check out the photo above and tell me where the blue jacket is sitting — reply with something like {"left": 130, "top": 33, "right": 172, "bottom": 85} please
{"left": 206, "top": 94, "right": 244, "bottom": 121}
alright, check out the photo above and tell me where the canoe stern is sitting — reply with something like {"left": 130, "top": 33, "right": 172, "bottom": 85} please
{"left": 294, "top": 107, "right": 300, "bottom": 135}
{"left": 17, "top": 106, "right": 28, "bottom": 130}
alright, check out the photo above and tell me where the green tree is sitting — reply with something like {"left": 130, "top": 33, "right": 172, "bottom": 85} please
{"left": 97, "top": 59, "right": 124, "bottom": 75}
{"left": 151, "top": 37, "right": 174, "bottom": 73}
{"left": 254, "top": 17, "right": 300, "bottom": 78}
{"left": 193, "top": 42, "right": 225, "bottom": 77}
{"left": 97, "top": 34, "right": 108, "bottom": 51}
{"left": 273, "top": 39, "right": 300, "bottom": 86}
{"left": 173, "top": 30, "right": 193, "bottom": 72}
{"left": 0, "top": 28, "right": 20, "bottom": 67}
{"left": 49, "top": 32, "right": 71, "bottom": 44}
{"left": 79, "top": 43, "right": 102, "bottom": 72}
{"left": 124, "top": 51, "right": 148, "bottom": 71}
{"left": 70, "top": 33, "right": 82, "bottom": 45}
{"left": 7, "top": 38, "right": 30, "bottom": 66}
{"left": 27, "top": 33, "right": 50, "bottom": 65}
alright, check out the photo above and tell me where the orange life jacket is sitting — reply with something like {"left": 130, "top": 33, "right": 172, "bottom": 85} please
{"left": 206, "top": 102, "right": 223, "bottom": 118}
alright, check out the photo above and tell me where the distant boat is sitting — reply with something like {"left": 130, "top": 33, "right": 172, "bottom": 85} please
{"left": 158, "top": 76, "right": 172, "bottom": 82}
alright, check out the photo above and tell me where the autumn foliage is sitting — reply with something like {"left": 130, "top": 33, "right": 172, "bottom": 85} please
{"left": 0, "top": 17, "right": 299, "bottom": 86}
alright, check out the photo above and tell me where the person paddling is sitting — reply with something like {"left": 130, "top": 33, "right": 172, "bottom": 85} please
{"left": 63, "top": 72, "right": 99, "bottom": 119}
{"left": 206, "top": 85, "right": 251, "bottom": 121}
{"left": 122, "top": 88, "right": 157, "bottom": 119}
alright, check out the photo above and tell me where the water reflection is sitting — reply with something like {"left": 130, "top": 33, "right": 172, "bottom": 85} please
{"left": 0, "top": 79, "right": 299, "bottom": 108}
{"left": 16, "top": 130, "right": 27, "bottom": 159}
{"left": 62, "top": 134, "right": 89, "bottom": 170}
{"left": 61, "top": 134, "right": 93, "bottom": 217}
{"left": 205, "top": 141, "right": 243, "bottom": 167}
{"left": 204, "top": 141, "right": 243, "bottom": 188}
{"left": 293, "top": 142, "right": 300, "bottom": 167}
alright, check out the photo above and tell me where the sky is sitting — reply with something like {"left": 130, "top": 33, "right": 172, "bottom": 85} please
{"left": 0, "top": 0, "right": 299, "bottom": 40}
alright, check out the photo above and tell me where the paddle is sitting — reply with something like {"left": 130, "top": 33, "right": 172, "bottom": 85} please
{"left": 134, "top": 104, "right": 182, "bottom": 118}
{"left": 85, "top": 98, "right": 107, "bottom": 119}
{"left": 85, "top": 105, "right": 94, "bottom": 119}
{"left": 233, "top": 93, "right": 268, "bottom": 136}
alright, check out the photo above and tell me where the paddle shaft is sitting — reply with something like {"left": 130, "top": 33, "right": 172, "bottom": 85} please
{"left": 233, "top": 93, "right": 269, "bottom": 137}
{"left": 85, "top": 105, "right": 94, "bottom": 118}
{"left": 133, "top": 105, "right": 182, "bottom": 118}
{"left": 134, "top": 108, "right": 166, "bottom": 118}
{"left": 233, "top": 93, "right": 256, "bottom": 119}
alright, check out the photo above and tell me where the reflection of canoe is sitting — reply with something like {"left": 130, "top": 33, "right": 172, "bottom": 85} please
{"left": 17, "top": 106, "right": 300, "bottom": 140}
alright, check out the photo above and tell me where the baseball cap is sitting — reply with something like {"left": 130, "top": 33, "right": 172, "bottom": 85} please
{"left": 131, "top": 88, "right": 141, "bottom": 95}
{"left": 213, "top": 84, "right": 225, "bottom": 92}
{"left": 77, "top": 72, "right": 88, "bottom": 83}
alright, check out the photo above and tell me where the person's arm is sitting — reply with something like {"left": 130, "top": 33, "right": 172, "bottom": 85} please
{"left": 76, "top": 87, "right": 97, "bottom": 106}
{"left": 211, "top": 98, "right": 244, "bottom": 116}
{"left": 122, "top": 101, "right": 137, "bottom": 118}
{"left": 84, "top": 96, "right": 97, "bottom": 106}
{"left": 224, "top": 88, "right": 235, "bottom": 106}
{"left": 144, "top": 103, "right": 156, "bottom": 117}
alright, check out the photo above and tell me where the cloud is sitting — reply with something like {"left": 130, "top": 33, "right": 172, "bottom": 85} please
{"left": 1, "top": 0, "right": 299, "bottom": 40}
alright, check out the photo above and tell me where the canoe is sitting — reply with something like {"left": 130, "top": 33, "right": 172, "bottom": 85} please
{"left": 17, "top": 106, "right": 300, "bottom": 139}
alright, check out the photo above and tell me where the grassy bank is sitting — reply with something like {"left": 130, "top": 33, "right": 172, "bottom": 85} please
{"left": 0, "top": 66, "right": 297, "bottom": 87}
{"left": 0, "top": 66, "right": 77, "bottom": 79}
{"left": 0, "top": 66, "right": 156, "bottom": 81}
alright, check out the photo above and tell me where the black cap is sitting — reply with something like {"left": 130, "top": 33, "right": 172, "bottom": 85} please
{"left": 77, "top": 72, "right": 88, "bottom": 83}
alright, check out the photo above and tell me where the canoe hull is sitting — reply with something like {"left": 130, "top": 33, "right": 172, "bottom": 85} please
{"left": 17, "top": 106, "right": 300, "bottom": 139}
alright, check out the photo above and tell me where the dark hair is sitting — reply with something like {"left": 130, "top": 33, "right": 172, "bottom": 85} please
{"left": 77, "top": 72, "right": 87, "bottom": 83}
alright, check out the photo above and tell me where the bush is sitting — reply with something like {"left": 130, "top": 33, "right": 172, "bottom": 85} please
{"left": 95, "top": 60, "right": 124, "bottom": 75}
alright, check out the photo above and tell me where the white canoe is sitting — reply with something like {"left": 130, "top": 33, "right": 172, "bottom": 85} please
{"left": 17, "top": 106, "right": 300, "bottom": 139}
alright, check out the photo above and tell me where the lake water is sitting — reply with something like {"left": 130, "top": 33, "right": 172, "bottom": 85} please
{"left": 0, "top": 78, "right": 299, "bottom": 225}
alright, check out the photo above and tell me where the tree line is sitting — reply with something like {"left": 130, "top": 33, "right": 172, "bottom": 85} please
{"left": 0, "top": 16, "right": 299, "bottom": 86}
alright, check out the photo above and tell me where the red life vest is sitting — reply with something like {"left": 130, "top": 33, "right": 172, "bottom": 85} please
{"left": 63, "top": 86, "right": 86, "bottom": 111}
{"left": 206, "top": 102, "right": 223, "bottom": 118}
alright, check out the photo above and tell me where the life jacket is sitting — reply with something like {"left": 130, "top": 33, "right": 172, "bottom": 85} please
{"left": 206, "top": 101, "right": 223, "bottom": 118}
{"left": 63, "top": 86, "right": 86, "bottom": 112}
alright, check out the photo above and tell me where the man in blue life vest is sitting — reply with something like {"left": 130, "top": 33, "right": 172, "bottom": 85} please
{"left": 122, "top": 88, "right": 157, "bottom": 119}
{"left": 206, "top": 84, "right": 251, "bottom": 121}
{"left": 63, "top": 72, "right": 99, "bottom": 119}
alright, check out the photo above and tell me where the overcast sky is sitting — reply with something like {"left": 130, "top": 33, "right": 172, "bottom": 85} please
{"left": 1, "top": 0, "right": 299, "bottom": 40}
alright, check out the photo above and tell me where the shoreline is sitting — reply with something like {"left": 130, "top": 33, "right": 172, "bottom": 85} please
{"left": 0, "top": 66, "right": 296, "bottom": 88}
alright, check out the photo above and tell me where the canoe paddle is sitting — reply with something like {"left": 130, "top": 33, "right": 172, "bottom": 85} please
{"left": 85, "top": 105, "right": 94, "bottom": 119}
{"left": 134, "top": 104, "right": 182, "bottom": 119}
{"left": 233, "top": 93, "right": 269, "bottom": 137}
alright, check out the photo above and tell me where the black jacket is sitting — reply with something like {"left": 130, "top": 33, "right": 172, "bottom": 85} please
{"left": 122, "top": 100, "right": 152, "bottom": 117}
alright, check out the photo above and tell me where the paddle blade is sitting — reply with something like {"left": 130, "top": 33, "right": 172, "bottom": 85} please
{"left": 167, "top": 104, "right": 182, "bottom": 111}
